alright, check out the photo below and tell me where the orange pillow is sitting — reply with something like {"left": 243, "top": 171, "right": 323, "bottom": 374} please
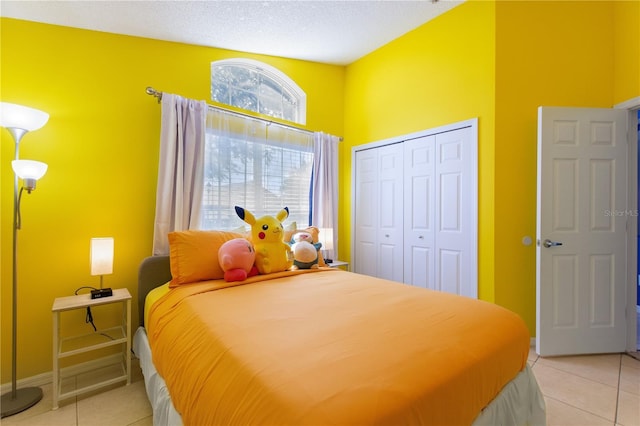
{"left": 168, "top": 230, "right": 243, "bottom": 287}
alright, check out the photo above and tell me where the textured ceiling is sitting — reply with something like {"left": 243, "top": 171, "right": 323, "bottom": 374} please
{"left": 0, "top": 0, "right": 463, "bottom": 65}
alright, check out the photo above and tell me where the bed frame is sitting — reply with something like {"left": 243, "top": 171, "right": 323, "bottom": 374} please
{"left": 137, "top": 255, "right": 171, "bottom": 326}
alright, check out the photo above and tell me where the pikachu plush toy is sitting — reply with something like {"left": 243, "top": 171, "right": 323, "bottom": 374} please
{"left": 235, "top": 206, "right": 293, "bottom": 274}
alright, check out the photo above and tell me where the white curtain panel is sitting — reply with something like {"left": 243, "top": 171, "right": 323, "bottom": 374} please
{"left": 311, "top": 132, "right": 340, "bottom": 260}
{"left": 152, "top": 94, "right": 207, "bottom": 255}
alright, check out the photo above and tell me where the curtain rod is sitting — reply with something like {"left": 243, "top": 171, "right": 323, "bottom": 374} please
{"left": 145, "top": 87, "right": 342, "bottom": 141}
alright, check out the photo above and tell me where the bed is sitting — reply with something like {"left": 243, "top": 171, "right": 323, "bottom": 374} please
{"left": 133, "top": 231, "right": 545, "bottom": 426}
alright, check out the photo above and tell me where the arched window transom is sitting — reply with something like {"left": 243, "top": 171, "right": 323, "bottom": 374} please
{"left": 211, "top": 58, "right": 306, "bottom": 125}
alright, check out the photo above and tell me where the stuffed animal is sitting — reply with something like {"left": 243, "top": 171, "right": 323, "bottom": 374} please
{"left": 235, "top": 206, "right": 293, "bottom": 274}
{"left": 289, "top": 231, "right": 322, "bottom": 269}
{"left": 218, "top": 238, "right": 259, "bottom": 282}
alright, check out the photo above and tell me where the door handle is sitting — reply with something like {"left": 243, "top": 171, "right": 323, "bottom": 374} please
{"left": 543, "top": 239, "right": 563, "bottom": 248}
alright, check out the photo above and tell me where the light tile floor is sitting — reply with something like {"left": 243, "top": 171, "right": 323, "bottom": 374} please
{"left": 1, "top": 351, "right": 638, "bottom": 425}
{"left": 528, "top": 349, "right": 640, "bottom": 426}
{"left": 0, "top": 358, "right": 152, "bottom": 426}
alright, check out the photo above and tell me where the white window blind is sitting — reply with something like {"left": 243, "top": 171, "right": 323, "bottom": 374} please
{"left": 202, "top": 108, "right": 313, "bottom": 230}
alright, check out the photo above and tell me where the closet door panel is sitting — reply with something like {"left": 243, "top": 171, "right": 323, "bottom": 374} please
{"left": 407, "top": 246, "right": 432, "bottom": 288}
{"left": 404, "top": 136, "right": 435, "bottom": 288}
{"left": 354, "top": 149, "right": 378, "bottom": 277}
{"left": 439, "top": 173, "right": 461, "bottom": 232}
{"left": 377, "top": 144, "right": 404, "bottom": 282}
{"left": 439, "top": 249, "right": 462, "bottom": 294}
{"left": 435, "top": 127, "right": 476, "bottom": 298}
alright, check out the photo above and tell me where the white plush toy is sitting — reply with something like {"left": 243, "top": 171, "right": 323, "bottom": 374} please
{"left": 289, "top": 231, "right": 322, "bottom": 269}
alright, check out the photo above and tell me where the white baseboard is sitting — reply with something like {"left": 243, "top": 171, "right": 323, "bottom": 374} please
{"left": 0, "top": 354, "right": 125, "bottom": 394}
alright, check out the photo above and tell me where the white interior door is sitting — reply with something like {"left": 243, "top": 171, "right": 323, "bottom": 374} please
{"left": 536, "top": 106, "right": 628, "bottom": 356}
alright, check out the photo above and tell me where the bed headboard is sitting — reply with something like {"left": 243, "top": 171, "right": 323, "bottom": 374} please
{"left": 137, "top": 255, "right": 171, "bottom": 326}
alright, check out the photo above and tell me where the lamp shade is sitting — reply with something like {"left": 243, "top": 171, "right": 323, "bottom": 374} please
{"left": 11, "top": 160, "right": 48, "bottom": 181}
{"left": 90, "top": 238, "right": 114, "bottom": 276}
{"left": 0, "top": 102, "right": 49, "bottom": 131}
{"left": 318, "top": 228, "right": 334, "bottom": 251}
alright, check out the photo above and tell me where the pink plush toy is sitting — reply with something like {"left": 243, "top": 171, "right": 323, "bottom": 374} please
{"left": 218, "top": 238, "right": 258, "bottom": 282}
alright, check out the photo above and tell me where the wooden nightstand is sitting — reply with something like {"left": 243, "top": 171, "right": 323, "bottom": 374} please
{"left": 51, "top": 288, "right": 131, "bottom": 409}
{"left": 327, "top": 260, "right": 350, "bottom": 271}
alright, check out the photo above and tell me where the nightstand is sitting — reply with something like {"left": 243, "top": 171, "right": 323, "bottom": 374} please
{"left": 51, "top": 288, "right": 131, "bottom": 409}
{"left": 327, "top": 260, "right": 350, "bottom": 271}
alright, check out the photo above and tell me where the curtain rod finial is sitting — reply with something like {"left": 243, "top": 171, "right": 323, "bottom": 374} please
{"left": 146, "top": 87, "right": 162, "bottom": 103}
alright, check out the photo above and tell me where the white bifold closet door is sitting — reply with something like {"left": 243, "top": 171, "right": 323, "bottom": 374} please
{"left": 403, "top": 136, "right": 436, "bottom": 289}
{"left": 354, "top": 143, "right": 404, "bottom": 283}
{"left": 353, "top": 122, "right": 477, "bottom": 298}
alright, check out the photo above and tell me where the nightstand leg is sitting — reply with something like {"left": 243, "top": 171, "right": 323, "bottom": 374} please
{"left": 52, "top": 311, "right": 59, "bottom": 410}
{"left": 125, "top": 299, "right": 131, "bottom": 385}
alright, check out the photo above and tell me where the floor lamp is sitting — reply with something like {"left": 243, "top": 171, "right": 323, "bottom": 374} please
{"left": 1, "top": 102, "right": 49, "bottom": 418}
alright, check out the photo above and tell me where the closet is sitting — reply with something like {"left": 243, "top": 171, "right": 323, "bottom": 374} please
{"left": 352, "top": 119, "right": 478, "bottom": 298}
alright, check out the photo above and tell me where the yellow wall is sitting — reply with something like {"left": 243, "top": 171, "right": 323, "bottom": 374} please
{"left": 0, "top": 18, "right": 344, "bottom": 381}
{"left": 613, "top": 0, "right": 640, "bottom": 105}
{"left": 342, "top": 1, "right": 496, "bottom": 300}
{"left": 493, "top": 0, "right": 620, "bottom": 335}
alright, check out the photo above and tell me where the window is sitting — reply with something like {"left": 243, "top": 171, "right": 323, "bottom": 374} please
{"left": 201, "top": 109, "right": 313, "bottom": 230}
{"left": 211, "top": 58, "right": 307, "bottom": 125}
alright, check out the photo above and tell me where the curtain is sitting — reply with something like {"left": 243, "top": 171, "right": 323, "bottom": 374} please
{"left": 311, "top": 132, "right": 340, "bottom": 260}
{"left": 152, "top": 94, "right": 207, "bottom": 255}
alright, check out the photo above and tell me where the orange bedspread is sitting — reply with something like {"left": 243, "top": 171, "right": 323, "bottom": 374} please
{"left": 148, "top": 269, "right": 530, "bottom": 425}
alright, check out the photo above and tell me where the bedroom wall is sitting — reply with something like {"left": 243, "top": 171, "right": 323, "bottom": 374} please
{"left": 0, "top": 18, "right": 345, "bottom": 381}
{"left": 341, "top": 0, "right": 638, "bottom": 336}
{"left": 613, "top": 0, "right": 640, "bottom": 105}
{"left": 493, "top": 0, "right": 623, "bottom": 337}
{"left": 342, "top": 2, "right": 496, "bottom": 297}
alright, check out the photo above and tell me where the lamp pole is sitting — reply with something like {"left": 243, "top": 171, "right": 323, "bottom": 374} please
{"left": 1, "top": 102, "right": 48, "bottom": 418}
{"left": 12, "top": 130, "right": 22, "bottom": 400}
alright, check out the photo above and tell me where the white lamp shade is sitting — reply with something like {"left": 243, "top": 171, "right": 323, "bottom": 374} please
{"left": 91, "top": 238, "right": 114, "bottom": 276}
{"left": 318, "top": 228, "right": 334, "bottom": 251}
{"left": 11, "top": 160, "right": 48, "bottom": 180}
{"left": 0, "top": 102, "right": 49, "bottom": 131}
